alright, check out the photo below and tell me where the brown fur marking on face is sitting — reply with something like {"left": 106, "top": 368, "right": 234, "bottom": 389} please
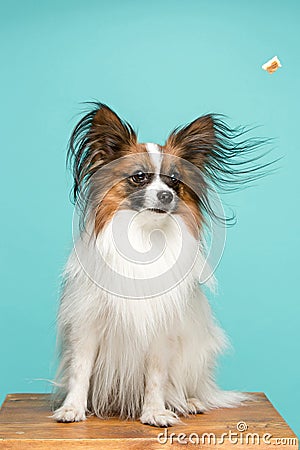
{"left": 94, "top": 180, "right": 127, "bottom": 236}
{"left": 93, "top": 145, "right": 156, "bottom": 236}
{"left": 160, "top": 152, "right": 203, "bottom": 238}
{"left": 176, "top": 187, "right": 203, "bottom": 238}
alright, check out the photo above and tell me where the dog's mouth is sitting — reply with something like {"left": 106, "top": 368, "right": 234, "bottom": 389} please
{"left": 147, "top": 208, "right": 168, "bottom": 214}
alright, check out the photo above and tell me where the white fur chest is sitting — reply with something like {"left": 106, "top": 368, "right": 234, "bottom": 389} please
{"left": 74, "top": 210, "right": 201, "bottom": 300}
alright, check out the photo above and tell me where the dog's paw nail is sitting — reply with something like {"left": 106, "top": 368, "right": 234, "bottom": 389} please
{"left": 140, "top": 409, "right": 180, "bottom": 427}
{"left": 52, "top": 405, "right": 86, "bottom": 423}
{"left": 186, "top": 397, "right": 205, "bottom": 414}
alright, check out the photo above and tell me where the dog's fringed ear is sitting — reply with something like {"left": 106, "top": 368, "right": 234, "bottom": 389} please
{"left": 166, "top": 114, "right": 272, "bottom": 192}
{"left": 166, "top": 114, "right": 274, "bottom": 223}
{"left": 67, "top": 103, "right": 137, "bottom": 203}
{"left": 166, "top": 115, "right": 216, "bottom": 167}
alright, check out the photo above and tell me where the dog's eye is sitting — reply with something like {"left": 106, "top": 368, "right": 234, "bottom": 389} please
{"left": 131, "top": 171, "right": 148, "bottom": 184}
{"left": 169, "top": 173, "right": 180, "bottom": 186}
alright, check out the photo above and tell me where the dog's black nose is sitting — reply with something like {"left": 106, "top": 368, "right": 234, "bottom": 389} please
{"left": 157, "top": 190, "right": 173, "bottom": 204}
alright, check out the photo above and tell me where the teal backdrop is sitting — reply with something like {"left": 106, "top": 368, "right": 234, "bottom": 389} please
{"left": 1, "top": 0, "right": 299, "bottom": 436}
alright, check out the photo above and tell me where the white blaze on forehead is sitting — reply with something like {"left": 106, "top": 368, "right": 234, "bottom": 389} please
{"left": 145, "top": 143, "right": 162, "bottom": 174}
{"left": 145, "top": 143, "right": 173, "bottom": 205}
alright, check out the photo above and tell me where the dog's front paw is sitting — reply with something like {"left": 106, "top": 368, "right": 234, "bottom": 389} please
{"left": 140, "top": 409, "right": 180, "bottom": 427}
{"left": 186, "top": 397, "right": 205, "bottom": 414}
{"left": 52, "top": 404, "right": 86, "bottom": 423}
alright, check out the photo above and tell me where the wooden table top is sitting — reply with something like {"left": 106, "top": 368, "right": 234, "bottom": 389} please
{"left": 0, "top": 393, "right": 298, "bottom": 449}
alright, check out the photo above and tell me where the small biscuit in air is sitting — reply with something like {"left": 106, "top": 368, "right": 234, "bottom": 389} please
{"left": 262, "top": 56, "right": 282, "bottom": 74}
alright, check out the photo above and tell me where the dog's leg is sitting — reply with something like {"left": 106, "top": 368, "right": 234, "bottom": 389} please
{"left": 140, "top": 337, "right": 180, "bottom": 427}
{"left": 53, "top": 329, "right": 98, "bottom": 422}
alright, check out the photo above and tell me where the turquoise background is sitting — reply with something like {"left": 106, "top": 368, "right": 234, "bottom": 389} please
{"left": 1, "top": 0, "right": 299, "bottom": 436}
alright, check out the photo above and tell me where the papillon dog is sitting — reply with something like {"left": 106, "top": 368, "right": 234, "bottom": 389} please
{"left": 53, "top": 103, "right": 267, "bottom": 427}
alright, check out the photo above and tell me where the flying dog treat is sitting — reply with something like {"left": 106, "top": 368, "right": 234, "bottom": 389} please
{"left": 262, "top": 56, "right": 282, "bottom": 74}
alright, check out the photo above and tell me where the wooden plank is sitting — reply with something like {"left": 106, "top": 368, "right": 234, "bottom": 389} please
{"left": 0, "top": 393, "right": 298, "bottom": 449}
